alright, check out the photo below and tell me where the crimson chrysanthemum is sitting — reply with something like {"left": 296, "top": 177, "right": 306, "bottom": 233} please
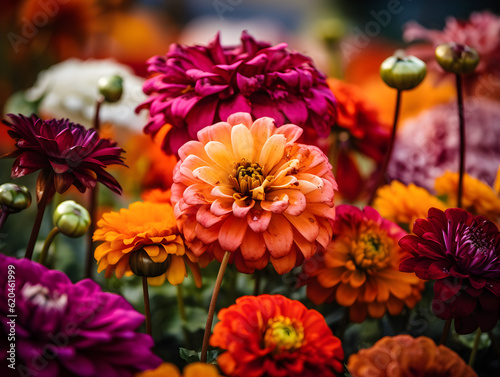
{"left": 171, "top": 112, "right": 337, "bottom": 274}
{"left": 210, "top": 295, "right": 344, "bottom": 377}
{"left": 301, "top": 205, "right": 423, "bottom": 322}
{"left": 2, "top": 113, "right": 125, "bottom": 195}
{"left": 137, "top": 31, "right": 336, "bottom": 155}
{"left": 399, "top": 207, "right": 500, "bottom": 334}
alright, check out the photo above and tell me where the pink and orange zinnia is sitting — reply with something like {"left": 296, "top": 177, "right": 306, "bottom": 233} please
{"left": 171, "top": 112, "right": 337, "bottom": 274}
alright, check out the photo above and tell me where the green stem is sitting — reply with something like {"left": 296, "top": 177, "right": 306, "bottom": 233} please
{"left": 468, "top": 329, "right": 482, "bottom": 367}
{"left": 439, "top": 318, "right": 453, "bottom": 345}
{"left": 456, "top": 74, "right": 465, "bottom": 209}
{"left": 177, "top": 284, "right": 191, "bottom": 348}
{"left": 38, "top": 227, "right": 60, "bottom": 266}
{"left": 201, "top": 250, "right": 231, "bottom": 363}
{"left": 368, "top": 89, "right": 402, "bottom": 205}
{"left": 84, "top": 184, "right": 98, "bottom": 279}
{"left": 25, "top": 172, "right": 54, "bottom": 260}
{"left": 142, "top": 276, "right": 152, "bottom": 337}
{"left": 0, "top": 209, "right": 9, "bottom": 230}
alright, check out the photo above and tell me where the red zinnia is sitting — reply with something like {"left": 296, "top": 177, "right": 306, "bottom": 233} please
{"left": 210, "top": 295, "right": 344, "bottom": 377}
{"left": 399, "top": 207, "right": 500, "bottom": 334}
{"left": 2, "top": 114, "right": 125, "bottom": 196}
{"left": 137, "top": 31, "right": 336, "bottom": 155}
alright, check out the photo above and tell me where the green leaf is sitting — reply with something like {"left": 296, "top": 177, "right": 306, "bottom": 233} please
{"left": 179, "top": 348, "right": 219, "bottom": 365}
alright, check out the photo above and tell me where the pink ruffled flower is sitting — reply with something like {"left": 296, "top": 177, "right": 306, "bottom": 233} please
{"left": 404, "top": 11, "right": 500, "bottom": 92}
{"left": 171, "top": 112, "right": 337, "bottom": 274}
{"left": 137, "top": 31, "right": 336, "bottom": 155}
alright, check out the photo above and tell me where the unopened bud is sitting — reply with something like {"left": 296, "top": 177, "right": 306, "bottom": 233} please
{"left": 53, "top": 200, "right": 90, "bottom": 237}
{"left": 435, "top": 43, "right": 479, "bottom": 75}
{"left": 129, "top": 248, "right": 169, "bottom": 278}
{"left": 380, "top": 50, "right": 427, "bottom": 90}
{"left": 0, "top": 183, "right": 31, "bottom": 213}
{"left": 98, "top": 75, "right": 123, "bottom": 103}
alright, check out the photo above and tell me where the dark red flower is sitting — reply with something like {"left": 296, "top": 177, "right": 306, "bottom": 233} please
{"left": 399, "top": 207, "right": 500, "bottom": 334}
{"left": 137, "top": 31, "right": 336, "bottom": 155}
{"left": 2, "top": 114, "right": 125, "bottom": 195}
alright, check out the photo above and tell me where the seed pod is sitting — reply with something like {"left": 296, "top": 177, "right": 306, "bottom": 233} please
{"left": 435, "top": 43, "right": 480, "bottom": 75}
{"left": 53, "top": 200, "right": 90, "bottom": 237}
{"left": 129, "top": 248, "right": 169, "bottom": 277}
{"left": 380, "top": 51, "right": 427, "bottom": 90}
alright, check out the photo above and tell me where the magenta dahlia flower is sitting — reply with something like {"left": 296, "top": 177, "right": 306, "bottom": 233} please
{"left": 399, "top": 207, "right": 500, "bottom": 334}
{"left": 137, "top": 31, "right": 336, "bottom": 155}
{"left": 2, "top": 114, "right": 125, "bottom": 195}
{"left": 0, "top": 254, "right": 162, "bottom": 376}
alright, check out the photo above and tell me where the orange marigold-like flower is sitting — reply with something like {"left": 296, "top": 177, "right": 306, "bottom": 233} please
{"left": 347, "top": 335, "right": 477, "bottom": 377}
{"left": 141, "top": 188, "right": 172, "bottom": 204}
{"left": 93, "top": 201, "right": 201, "bottom": 286}
{"left": 210, "top": 295, "right": 344, "bottom": 377}
{"left": 135, "top": 362, "right": 223, "bottom": 377}
{"left": 171, "top": 112, "right": 337, "bottom": 274}
{"left": 302, "top": 205, "right": 423, "bottom": 322}
{"left": 435, "top": 171, "right": 500, "bottom": 225}
{"left": 374, "top": 180, "right": 447, "bottom": 232}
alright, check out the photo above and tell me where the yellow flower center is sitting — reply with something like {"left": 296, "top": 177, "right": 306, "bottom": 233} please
{"left": 263, "top": 316, "right": 304, "bottom": 353}
{"left": 229, "top": 159, "right": 273, "bottom": 202}
{"left": 351, "top": 223, "right": 393, "bottom": 270}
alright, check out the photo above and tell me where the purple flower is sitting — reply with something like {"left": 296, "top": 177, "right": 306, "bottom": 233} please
{"left": 0, "top": 254, "right": 162, "bottom": 376}
{"left": 2, "top": 114, "right": 125, "bottom": 196}
{"left": 399, "top": 208, "right": 500, "bottom": 334}
{"left": 137, "top": 31, "right": 336, "bottom": 155}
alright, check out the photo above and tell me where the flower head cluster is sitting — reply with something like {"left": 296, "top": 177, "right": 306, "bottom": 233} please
{"left": 171, "top": 112, "right": 337, "bottom": 274}
{"left": 388, "top": 99, "right": 500, "bottom": 191}
{"left": 374, "top": 180, "right": 447, "bottom": 232}
{"left": 303, "top": 205, "right": 423, "bottom": 322}
{"left": 327, "top": 78, "right": 390, "bottom": 201}
{"left": 399, "top": 207, "right": 500, "bottom": 334}
{"left": 0, "top": 254, "right": 162, "bottom": 376}
{"left": 94, "top": 201, "right": 201, "bottom": 287}
{"left": 347, "top": 335, "right": 477, "bottom": 377}
{"left": 210, "top": 295, "right": 344, "bottom": 377}
{"left": 435, "top": 171, "right": 500, "bottom": 225}
{"left": 2, "top": 113, "right": 125, "bottom": 196}
{"left": 137, "top": 31, "right": 336, "bottom": 154}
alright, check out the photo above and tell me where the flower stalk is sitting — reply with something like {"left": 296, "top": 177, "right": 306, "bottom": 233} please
{"left": 0, "top": 210, "right": 8, "bottom": 230}
{"left": 468, "top": 329, "right": 482, "bottom": 367}
{"left": 439, "top": 317, "right": 453, "bottom": 345}
{"left": 142, "top": 276, "right": 152, "bottom": 337}
{"left": 39, "top": 227, "right": 60, "bottom": 266}
{"left": 456, "top": 73, "right": 465, "bottom": 208}
{"left": 201, "top": 250, "right": 231, "bottom": 363}
{"left": 368, "top": 89, "right": 402, "bottom": 205}
{"left": 25, "top": 171, "right": 54, "bottom": 260}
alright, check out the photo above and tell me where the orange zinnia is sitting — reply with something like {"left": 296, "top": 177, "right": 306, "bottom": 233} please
{"left": 210, "top": 295, "right": 344, "bottom": 377}
{"left": 93, "top": 201, "right": 201, "bottom": 286}
{"left": 135, "top": 362, "right": 223, "bottom": 377}
{"left": 171, "top": 112, "right": 337, "bottom": 274}
{"left": 302, "top": 205, "right": 423, "bottom": 322}
{"left": 347, "top": 335, "right": 477, "bottom": 377}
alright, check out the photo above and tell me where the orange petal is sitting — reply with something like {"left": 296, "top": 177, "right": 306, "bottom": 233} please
{"left": 270, "top": 249, "right": 297, "bottom": 274}
{"left": 367, "top": 302, "right": 386, "bottom": 318}
{"left": 231, "top": 124, "right": 254, "bottom": 161}
{"left": 205, "top": 140, "right": 235, "bottom": 173}
{"left": 317, "top": 268, "right": 343, "bottom": 288}
{"left": 148, "top": 274, "right": 167, "bottom": 286}
{"left": 283, "top": 211, "right": 319, "bottom": 243}
{"left": 218, "top": 215, "right": 248, "bottom": 252}
{"left": 306, "top": 279, "right": 333, "bottom": 305}
{"left": 335, "top": 282, "right": 359, "bottom": 306}
{"left": 259, "top": 134, "right": 286, "bottom": 173}
{"left": 240, "top": 229, "right": 267, "bottom": 261}
{"left": 263, "top": 214, "right": 293, "bottom": 258}
{"left": 166, "top": 255, "right": 187, "bottom": 285}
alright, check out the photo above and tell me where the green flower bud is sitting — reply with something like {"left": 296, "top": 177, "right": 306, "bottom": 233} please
{"left": 97, "top": 74, "right": 123, "bottom": 103}
{"left": 435, "top": 43, "right": 480, "bottom": 75}
{"left": 380, "top": 51, "right": 427, "bottom": 90}
{"left": 0, "top": 183, "right": 31, "bottom": 213}
{"left": 53, "top": 200, "right": 90, "bottom": 238}
{"left": 129, "top": 247, "right": 169, "bottom": 278}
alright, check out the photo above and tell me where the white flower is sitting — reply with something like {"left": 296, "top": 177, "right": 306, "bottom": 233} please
{"left": 26, "top": 58, "right": 147, "bottom": 132}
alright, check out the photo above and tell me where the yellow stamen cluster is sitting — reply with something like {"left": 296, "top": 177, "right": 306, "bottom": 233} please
{"left": 350, "top": 223, "right": 393, "bottom": 270}
{"left": 264, "top": 315, "right": 305, "bottom": 353}
{"left": 229, "top": 159, "right": 273, "bottom": 201}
